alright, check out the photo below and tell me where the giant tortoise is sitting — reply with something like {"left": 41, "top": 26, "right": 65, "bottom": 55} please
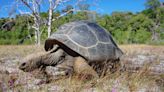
{"left": 19, "top": 21, "right": 123, "bottom": 78}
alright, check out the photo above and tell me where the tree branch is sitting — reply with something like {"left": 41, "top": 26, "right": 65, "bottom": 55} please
{"left": 20, "top": 0, "right": 40, "bottom": 18}
{"left": 52, "top": 9, "right": 96, "bottom": 21}
{"left": 52, "top": 9, "right": 74, "bottom": 21}
{"left": 20, "top": 0, "right": 35, "bottom": 14}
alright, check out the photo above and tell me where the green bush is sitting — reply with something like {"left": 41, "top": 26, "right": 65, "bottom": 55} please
{"left": 0, "top": 6, "right": 163, "bottom": 45}
{"left": 132, "top": 29, "right": 151, "bottom": 44}
{"left": 112, "top": 29, "right": 130, "bottom": 44}
{"left": 0, "top": 29, "right": 29, "bottom": 45}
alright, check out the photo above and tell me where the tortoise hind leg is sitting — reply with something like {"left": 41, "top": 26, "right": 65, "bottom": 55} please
{"left": 73, "top": 57, "right": 99, "bottom": 78}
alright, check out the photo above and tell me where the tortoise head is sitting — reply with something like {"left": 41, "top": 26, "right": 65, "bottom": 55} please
{"left": 19, "top": 49, "right": 66, "bottom": 72}
{"left": 19, "top": 52, "right": 45, "bottom": 72}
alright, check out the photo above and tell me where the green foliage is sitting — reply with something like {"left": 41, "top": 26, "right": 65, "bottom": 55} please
{"left": 130, "top": 29, "right": 151, "bottom": 43}
{"left": 0, "top": 30, "right": 28, "bottom": 44}
{"left": 0, "top": 15, "right": 34, "bottom": 45}
{"left": 145, "top": 0, "right": 160, "bottom": 9}
{"left": 40, "top": 12, "right": 48, "bottom": 18}
{"left": 112, "top": 29, "right": 130, "bottom": 44}
{"left": 0, "top": 0, "right": 163, "bottom": 45}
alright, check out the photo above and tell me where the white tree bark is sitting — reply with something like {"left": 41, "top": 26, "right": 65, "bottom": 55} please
{"left": 47, "top": 0, "right": 53, "bottom": 38}
{"left": 47, "top": 0, "right": 61, "bottom": 38}
{"left": 20, "top": 0, "right": 42, "bottom": 45}
{"left": 33, "top": 16, "right": 41, "bottom": 45}
{"left": 18, "top": 0, "right": 93, "bottom": 44}
{"left": 47, "top": 0, "right": 94, "bottom": 38}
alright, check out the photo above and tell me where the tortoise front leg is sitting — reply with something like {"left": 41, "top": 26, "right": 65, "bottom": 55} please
{"left": 55, "top": 62, "right": 74, "bottom": 76}
{"left": 46, "top": 55, "right": 74, "bottom": 80}
{"left": 73, "top": 57, "right": 99, "bottom": 78}
{"left": 46, "top": 56, "right": 99, "bottom": 80}
{"left": 46, "top": 65, "right": 73, "bottom": 81}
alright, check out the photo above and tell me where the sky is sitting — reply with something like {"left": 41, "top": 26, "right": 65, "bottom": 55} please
{"left": 90, "top": 0, "right": 147, "bottom": 14}
{"left": 0, "top": 0, "right": 162, "bottom": 18}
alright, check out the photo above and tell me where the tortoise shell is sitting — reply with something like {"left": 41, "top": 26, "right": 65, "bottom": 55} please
{"left": 45, "top": 21, "right": 123, "bottom": 62}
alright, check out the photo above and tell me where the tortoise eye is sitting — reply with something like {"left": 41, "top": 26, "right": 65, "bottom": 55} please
{"left": 59, "top": 55, "right": 64, "bottom": 61}
{"left": 21, "top": 62, "right": 26, "bottom": 66}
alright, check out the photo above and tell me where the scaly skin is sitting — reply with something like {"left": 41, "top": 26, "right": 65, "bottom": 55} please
{"left": 19, "top": 49, "right": 98, "bottom": 80}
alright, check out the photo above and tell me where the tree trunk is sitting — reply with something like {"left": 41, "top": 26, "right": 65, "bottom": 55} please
{"left": 32, "top": 0, "right": 41, "bottom": 45}
{"left": 151, "top": 11, "right": 160, "bottom": 41}
{"left": 151, "top": 29, "right": 158, "bottom": 41}
{"left": 151, "top": 22, "right": 159, "bottom": 41}
{"left": 48, "top": 0, "right": 53, "bottom": 38}
{"left": 33, "top": 15, "right": 41, "bottom": 45}
{"left": 36, "top": 29, "right": 41, "bottom": 45}
{"left": 34, "top": 27, "right": 41, "bottom": 45}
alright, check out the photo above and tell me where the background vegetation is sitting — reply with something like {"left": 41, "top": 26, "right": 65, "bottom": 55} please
{"left": 0, "top": 0, "right": 163, "bottom": 45}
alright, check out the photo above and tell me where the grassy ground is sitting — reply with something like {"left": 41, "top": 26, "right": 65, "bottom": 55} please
{"left": 0, "top": 45, "right": 163, "bottom": 92}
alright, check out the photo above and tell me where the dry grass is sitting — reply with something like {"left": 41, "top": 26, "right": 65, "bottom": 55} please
{"left": 120, "top": 44, "right": 164, "bottom": 55}
{"left": 0, "top": 45, "right": 163, "bottom": 92}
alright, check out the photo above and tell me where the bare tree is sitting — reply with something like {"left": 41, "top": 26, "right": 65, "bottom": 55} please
{"left": 47, "top": 0, "right": 61, "bottom": 38}
{"left": 145, "top": 0, "right": 161, "bottom": 41}
{"left": 47, "top": 0, "right": 73, "bottom": 37}
{"left": 18, "top": 0, "right": 76, "bottom": 44}
{"left": 16, "top": 0, "right": 99, "bottom": 44}
{"left": 18, "top": 0, "right": 42, "bottom": 45}
{"left": 48, "top": 0, "right": 99, "bottom": 37}
{"left": 48, "top": 0, "right": 53, "bottom": 38}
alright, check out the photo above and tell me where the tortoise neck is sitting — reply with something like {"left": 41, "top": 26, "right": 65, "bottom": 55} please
{"left": 40, "top": 53, "right": 57, "bottom": 66}
{"left": 40, "top": 49, "right": 65, "bottom": 66}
